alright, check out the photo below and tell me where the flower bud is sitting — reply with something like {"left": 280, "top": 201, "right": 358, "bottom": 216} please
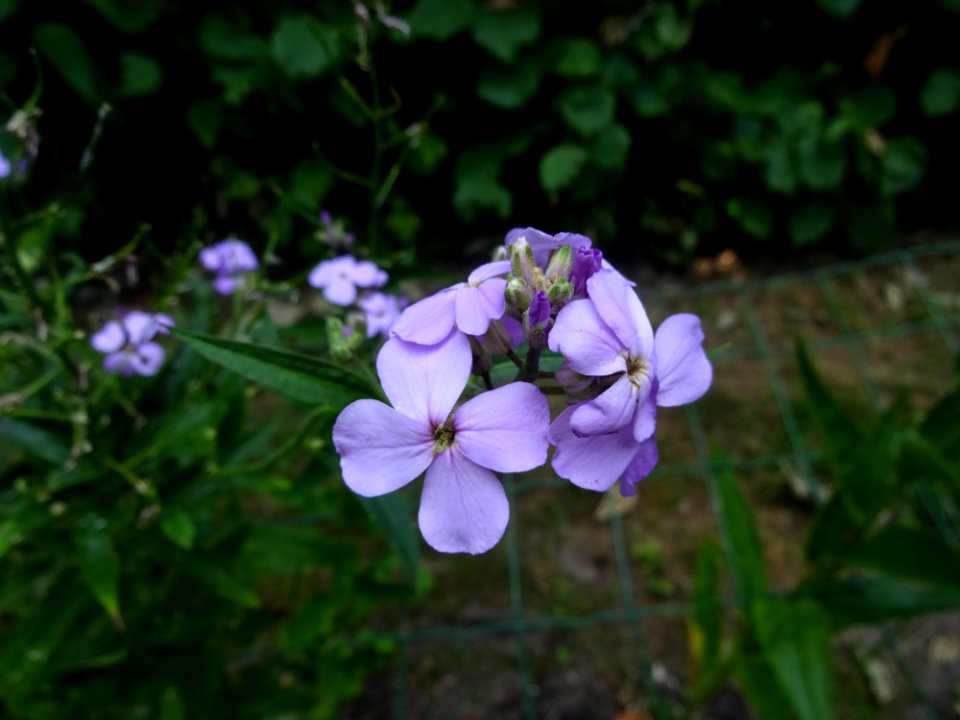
{"left": 505, "top": 277, "right": 532, "bottom": 313}
{"left": 523, "top": 291, "right": 551, "bottom": 350}
{"left": 490, "top": 245, "right": 509, "bottom": 263}
{"left": 469, "top": 335, "right": 492, "bottom": 375}
{"left": 546, "top": 277, "right": 574, "bottom": 308}
{"left": 509, "top": 238, "right": 538, "bottom": 286}
{"left": 570, "top": 247, "right": 603, "bottom": 296}
{"left": 544, "top": 245, "right": 573, "bottom": 281}
{"left": 482, "top": 318, "right": 515, "bottom": 355}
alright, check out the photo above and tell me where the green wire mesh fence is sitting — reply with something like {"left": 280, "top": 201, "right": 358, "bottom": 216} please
{"left": 376, "top": 239, "right": 960, "bottom": 720}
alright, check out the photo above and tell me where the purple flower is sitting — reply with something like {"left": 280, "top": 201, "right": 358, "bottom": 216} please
{"left": 549, "top": 404, "right": 659, "bottom": 496}
{"left": 199, "top": 239, "right": 259, "bottom": 295}
{"left": 505, "top": 227, "right": 592, "bottom": 267}
{"left": 548, "top": 269, "right": 712, "bottom": 442}
{"left": 391, "top": 260, "right": 511, "bottom": 345}
{"left": 308, "top": 255, "right": 388, "bottom": 306}
{"left": 570, "top": 247, "right": 603, "bottom": 295}
{"left": 0, "top": 150, "right": 10, "bottom": 179}
{"left": 358, "top": 292, "right": 404, "bottom": 338}
{"left": 333, "top": 331, "right": 550, "bottom": 554}
{"left": 90, "top": 311, "right": 175, "bottom": 377}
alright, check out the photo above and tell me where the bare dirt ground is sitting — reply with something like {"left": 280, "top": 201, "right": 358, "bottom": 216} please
{"left": 345, "top": 240, "right": 960, "bottom": 720}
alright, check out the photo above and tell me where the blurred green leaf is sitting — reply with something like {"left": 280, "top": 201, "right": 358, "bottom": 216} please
{"left": 725, "top": 196, "right": 773, "bottom": 239}
{"left": 74, "top": 516, "right": 121, "bottom": 623}
{"left": 270, "top": 15, "right": 336, "bottom": 78}
{"left": 808, "top": 574, "right": 960, "bottom": 626}
{"left": 172, "top": 328, "right": 372, "bottom": 406}
{"left": 118, "top": 53, "right": 163, "bottom": 97}
{"left": 880, "top": 137, "right": 925, "bottom": 195}
{"left": 654, "top": 4, "right": 692, "bottom": 51}
{"left": 764, "top": 145, "right": 796, "bottom": 194}
{"left": 713, "top": 466, "right": 766, "bottom": 604}
{"left": 358, "top": 491, "right": 420, "bottom": 579}
{"left": 198, "top": 15, "right": 264, "bottom": 60}
{"left": 33, "top": 23, "right": 103, "bottom": 103}
{"left": 454, "top": 145, "right": 512, "bottom": 219}
{"left": 554, "top": 38, "right": 601, "bottom": 77}
{"left": 0, "top": 519, "right": 22, "bottom": 560}
{"left": 472, "top": 7, "right": 540, "bottom": 62}
{"left": 539, "top": 144, "right": 588, "bottom": 194}
{"left": 753, "top": 598, "right": 832, "bottom": 720}
{"left": 159, "top": 511, "right": 196, "bottom": 550}
{"left": 588, "top": 123, "right": 631, "bottom": 170}
{"left": 796, "top": 344, "right": 863, "bottom": 466}
{"left": 477, "top": 62, "right": 539, "bottom": 109}
{"left": 817, "top": 0, "right": 860, "bottom": 17}
{"left": 735, "top": 656, "right": 792, "bottom": 720}
{"left": 689, "top": 541, "right": 723, "bottom": 699}
{"left": 187, "top": 99, "right": 222, "bottom": 147}
{"left": 921, "top": 69, "right": 960, "bottom": 116}
{"left": 789, "top": 202, "right": 834, "bottom": 246}
{"left": 920, "top": 385, "right": 960, "bottom": 461}
{"left": 289, "top": 157, "right": 335, "bottom": 210}
{"left": 84, "top": 0, "right": 162, "bottom": 32}
{"left": 849, "top": 526, "right": 960, "bottom": 589}
{"left": 409, "top": 0, "right": 475, "bottom": 39}
{"left": 0, "top": 417, "right": 69, "bottom": 465}
{"left": 0, "top": 0, "right": 18, "bottom": 22}
{"left": 798, "top": 136, "right": 845, "bottom": 190}
{"left": 185, "top": 560, "right": 260, "bottom": 608}
{"left": 842, "top": 85, "right": 895, "bottom": 129}
{"left": 559, "top": 85, "right": 616, "bottom": 136}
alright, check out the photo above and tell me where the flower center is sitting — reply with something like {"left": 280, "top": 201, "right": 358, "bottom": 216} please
{"left": 625, "top": 354, "right": 651, "bottom": 388}
{"left": 432, "top": 421, "right": 456, "bottom": 455}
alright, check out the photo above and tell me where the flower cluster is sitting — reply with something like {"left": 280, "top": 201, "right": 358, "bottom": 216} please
{"left": 91, "top": 311, "right": 175, "bottom": 376}
{"left": 309, "top": 254, "right": 403, "bottom": 339}
{"left": 200, "top": 238, "right": 259, "bottom": 295}
{"left": 333, "top": 227, "right": 713, "bottom": 554}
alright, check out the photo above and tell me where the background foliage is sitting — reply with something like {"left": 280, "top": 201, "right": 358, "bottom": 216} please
{"left": 1, "top": 0, "right": 959, "bottom": 270}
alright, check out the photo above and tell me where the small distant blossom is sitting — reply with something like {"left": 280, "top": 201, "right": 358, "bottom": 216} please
{"left": 0, "top": 150, "right": 10, "bottom": 179}
{"left": 333, "top": 331, "right": 550, "bottom": 554}
{"left": 90, "top": 311, "right": 174, "bottom": 377}
{"left": 358, "top": 291, "right": 405, "bottom": 338}
{"left": 199, "top": 239, "right": 259, "bottom": 295}
{"left": 317, "top": 210, "right": 355, "bottom": 248}
{"left": 309, "top": 255, "right": 387, "bottom": 306}
{"left": 391, "top": 260, "right": 511, "bottom": 345}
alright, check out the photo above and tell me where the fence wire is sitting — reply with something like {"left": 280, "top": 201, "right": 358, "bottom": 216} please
{"left": 383, "top": 239, "right": 960, "bottom": 720}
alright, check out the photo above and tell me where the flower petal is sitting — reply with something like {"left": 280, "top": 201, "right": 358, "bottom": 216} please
{"left": 213, "top": 275, "right": 239, "bottom": 295}
{"left": 454, "top": 381, "right": 549, "bottom": 473}
{"left": 619, "top": 437, "right": 658, "bottom": 497}
{"left": 391, "top": 289, "right": 458, "bottom": 345}
{"left": 585, "top": 270, "right": 653, "bottom": 358}
{"left": 129, "top": 343, "right": 166, "bottom": 376}
{"left": 418, "top": 449, "right": 509, "bottom": 554}
{"left": 123, "top": 311, "right": 160, "bottom": 345}
{"left": 654, "top": 314, "right": 713, "bottom": 407}
{"left": 549, "top": 406, "right": 641, "bottom": 492}
{"left": 104, "top": 351, "right": 134, "bottom": 375}
{"left": 91, "top": 321, "right": 125, "bottom": 353}
{"left": 351, "top": 260, "right": 388, "bottom": 288}
{"left": 333, "top": 399, "right": 434, "bottom": 496}
{"left": 468, "top": 260, "right": 511, "bottom": 284}
{"left": 570, "top": 374, "right": 638, "bottom": 437}
{"left": 454, "top": 279, "right": 505, "bottom": 336}
{"left": 377, "top": 332, "right": 471, "bottom": 425}
{"left": 324, "top": 277, "right": 357, "bottom": 306}
{"left": 548, "top": 298, "right": 626, "bottom": 376}
{"left": 632, "top": 379, "right": 658, "bottom": 442}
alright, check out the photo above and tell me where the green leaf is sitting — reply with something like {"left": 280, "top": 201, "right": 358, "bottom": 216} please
{"left": 798, "top": 136, "right": 845, "bottom": 190}
{"left": 409, "top": 0, "right": 476, "bottom": 39}
{"left": 0, "top": 519, "right": 22, "bottom": 560}
{"left": 880, "top": 137, "right": 926, "bottom": 195}
{"left": 559, "top": 85, "right": 616, "bottom": 136}
{"left": 198, "top": 15, "right": 264, "bottom": 60}
{"left": 588, "top": 123, "right": 631, "bottom": 170}
{"left": 270, "top": 15, "right": 335, "bottom": 78}
{"left": 921, "top": 69, "right": 960, "bottom": 116}
{"left": 553, "top": 38, "right": 601, "bottom": 77}
{"left": 817, "top": 0, "right": 860, "bottom": 17}
{"left": 172, "top": 327, "right": 372, "bottom": 406}
{"left": 920, "top": 385, "right": 960, "bottom": 461}
{"left": 843, "top": 85, "right": 895, "bottom": 128}
{"left": 654, "top": 4, "right": 692, "bottom": 51}
{"left": 0, "top": 0, "right": 19, "bottom": 22}
{"left": 74, "top": 516, "right": 121, "bottom": 623}
{"left": 789, "top": 202, "right": 835, "bottom": 246}
{"left": 33, "top": 23, "right": 103, "bottom": 103}
{"left": 118, "top": 52, "right": 162, "bottom": 97}
{"left": 735, "top": 656, "right": 793, "bottom": 720}
{"left": 187, "top": 99, "right": 221, "bottom": 147}
{"left": 725, "top": 196, "right": 773, "bottom": 239}
{"left": 159, "top": 511, "right": 196, "bottom": 550}
{"left": 764, "top": 145, "right": 796, "bottom": 194}
{"left": 849, "top": 526, "right": 960, "bottom": 590}
{"left": 0, "top": 417, "right": 69, "bottom": 465}
{"left": 453, "top": 145, "right": 512, "bottom": 219}
{"left": 471, "top": 7, "right": 540, "bottom": 62}
{"left": 689, "top": 542, "right": 724, "bottom": 699}
{"left": 808, "top": 574, "right": 960, "bottom": 626}
{"left": 83, "top": 0, "right": 161, "bottom": 32}
{"left": 358, "top": 492, "right": 420, "bottom": 579}
{"left": 753, "top": 598, "right": 832, "bottom": 720}
{"left": 477, "top": 61, "right": 539, "bottom": 109}
{"left": 712, "top": 466, "right": 766, "bottom": 604}
{"left": 796, "top": 343, "right": 863, "bottom": 466}
{"left": 539, "top": 144, "right": 588, "bottom": 194}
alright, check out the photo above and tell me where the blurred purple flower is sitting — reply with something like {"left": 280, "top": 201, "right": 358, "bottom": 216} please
{"left": 333, "top": 331, "right": 550, "bottom": 554}
{"left": 358, "top": 291, "right": 405, "bottom": 338}
{"left": 391, "top": 260, "right": 511, "bottom": 345}
{"left": 199, "top": 239, "right": 259, "bottom": 295}
{"left": 309, "top": 255, "right": 388, "bottom": 306}
{"left": 549, "top": 269, "right": 712, "bottom": 442}
{"left": 0, "top": 150, "right": 10, "bottom": 179}
{"left": 90, "top": 311, "right": 174, "bottom": 377}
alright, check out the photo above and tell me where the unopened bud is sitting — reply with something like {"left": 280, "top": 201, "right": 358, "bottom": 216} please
{"left": 469, "top": 335, "right": 492, "bottom": 375}
{"left": 544, "top": 245, "right": 573, "bottom": 281}
{"left": 523, "top": 291, "right": 552, "bottom": 350}
{"left": 570, "top": 247, "right": 603, "bottom": 295}
{"left": 547, "top": 277, "right": 574, "bottom": 308}
{"left": 505, "top": 277, "right": 532, "bottom": 313}
{"left": 482, "top": 318, "right": 514, "bottom": 355}
{"left": 491, "top": 245, "right": 509, "bottom": 263}
{"left": 509, "top": 238, "right": 537, "bottom": 286}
